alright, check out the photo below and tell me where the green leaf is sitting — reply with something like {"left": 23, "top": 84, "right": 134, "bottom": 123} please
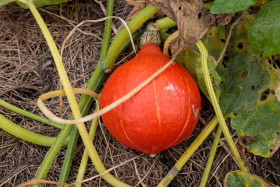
{"left": 217, "top": 15, "right": 280, "bottom": 157}
{"left": 176, "top": 26, "right": 224, "bottom": 101}
{"left": 177, "top": 49, "right": 221, "bottom": 101}
{"left": 248, "top": 0, "right": 280, "bottom": 57}
{"left": 225, "top": 171, "right": 274, "bottom": 187}
{"left": 201, "top": 25, "right": 226, "bottom": 61}
{"left": 210, "top": 0, "right": 257, "bottom": 14}
{"left": 15, "top": 0, "right": 71, "bottom": 9}
{"left": 0, "top": 0, "right": 14, "bottom": 6}
{"left": 232, "top": 96, "right": 280, "bottom": 157}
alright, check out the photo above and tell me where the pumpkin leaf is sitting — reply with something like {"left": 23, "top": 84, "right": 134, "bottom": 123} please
{"left": 177, "top": 49, "right": 221, "bottom": 101}
{"left": 231, "top": 95, "right": 280, "bottom": 157}
{"left": 201, "top": 25, "right": 226, "bottom": 61}
{"left": 224, "top": 171, "right": 275, "bottom": 187}
{"left": 15, "top": 0, "right": 71, "bottom": 9}
{"left": 210, "top": 0, "right": 257, "bottom": 14}
{"left": 275, "top": 70, "right": 280, "bottom": 101}
{"left": 0, "top": 0, "right": 14, "bottom": 6}
{"left": 216, "top": 15, "right": 280, "bottom": 157}
{"left": 176, "top": 26, "right": 224, "bottom": 101}
{"left": 248, "top": 0, "right": 280, "bottom": 57}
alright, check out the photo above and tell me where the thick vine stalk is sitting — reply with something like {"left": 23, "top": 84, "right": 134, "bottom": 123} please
{"left": 20, "top": 1, "right": 130, "bottom": 186}
{"left": 0, "top": 99, "right": 63, "bottom": 129}
{"left": 196, "top": 40, "right": 247, "bottom": 171}
{"left": 59, "top": 0, "right": 114, "bottom": 185}
{"left": 0, "top": 113, "right": 68, "bottom": 146}
{"left": 75, "top": 107, "right": 99, "bottom": 186}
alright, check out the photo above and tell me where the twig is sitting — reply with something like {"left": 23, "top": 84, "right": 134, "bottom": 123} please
{"left": 98, "top": 114, "right": 119, "bottom": 178}
{"left": 133, "top": 160, "right": 147, "bottom": 187}
{"left": 38, "top": 8, "right": 103, "bottom": 41}
{"left": 19, "top": 155, "right": 142, "bottom": 187}
{"left": 216, "top": 10, "right": 247, "bottom": 65}
{"left": 60, "top": 16, "right": 137, "bottom": 59}
{"left": 93, "top": 0, "right": 118, "bottom": 35}
{"left": 209, "top": 154, "right": 230, "bottom": 182}
{"left": 73, "top": 154, "right": 143, "bottom": 186}
{"left": 135, "top": 156, "right": 159, "bottom": 187}
{"left": 219, "top": 139, "right": 239, "bottom": 168}
{"left": 114, "top": 50, "right": 135, "bottom": 66}
{"left": 0, "top": 165, "right": 36, "bottom": 186}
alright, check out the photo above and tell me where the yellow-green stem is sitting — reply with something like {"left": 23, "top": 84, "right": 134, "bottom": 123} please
{"left": 196, "top": 40, "right": 247, "bottom": 171}
{"left": 104, "top": 4, "right": 158, "bottom": 69}
{"left": 156, "top": 17, "right": 176, "bottom": 30}
{"left": 199, "top": 125, "right": 222, "bottom": 187}
{"left": 0, "top": 113, "right": 68, "bottom": 146}
{"left": 0, "top": 99, "right": 63, "bottom": 129}
{"left": 157, "top": 116, "right": 219, "bottom": 187}
{"left": 75, "top": 107, "right": 99, "bottom": 187}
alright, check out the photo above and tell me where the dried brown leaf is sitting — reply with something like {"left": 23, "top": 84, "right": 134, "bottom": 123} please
{"left": 149, "top": 0, "right": 233, "bottom": 57}
{"left": 149, "top": 0, "right": 215, "bottom": 56}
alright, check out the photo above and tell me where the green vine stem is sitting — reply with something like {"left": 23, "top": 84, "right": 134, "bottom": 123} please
{"left": 156, "top": 17, "right": 176, "bottom": 31}
{"left": 33, "top": 94, "right": 95, "bottom": 187}
{"left": 16, "top": 1, "right": 94, "bottom": 186}
{"left": 196, "top": 40, "right": 247, "bottom": 171}
{"left": 58, "top": 126, "right": 79, "bottom": 186}
{"left": 159, "top": 31, "right": 170, "bottom": 43}
{"left": 0, "top": 113, "right": 68, "bottom": 146}
{"left": 75, "top": 107, "right": 99, "bottom": 187}
{"left": 58, "top": 0, "right": 114, "bottom": 184}
{"left": 157, "top": 116, "right": 219, "bottom": 187}
{"left": 199, "top": 125, "right": 222, "bottom": 187}
{"left": 0, "top": 99, "right": 63, "bottom": 129}
{"left": 103, "top": 4, "right": 158, "bottom": 69}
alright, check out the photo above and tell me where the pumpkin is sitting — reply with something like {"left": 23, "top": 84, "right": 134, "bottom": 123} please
{"left": 100, "top": 43, "right": 201, "bottom": 154}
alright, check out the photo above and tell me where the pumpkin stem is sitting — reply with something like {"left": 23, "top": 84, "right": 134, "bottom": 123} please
{"left": 139, "top": 23, "right": 161, "bottom": 48}
{"left": 149, "top": 153, "right": 157, "bottom": 158}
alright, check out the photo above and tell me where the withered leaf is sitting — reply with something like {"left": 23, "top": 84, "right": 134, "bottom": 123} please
{"left": 149, "top": 0, "right": 215, "bottom": 56}
{"left": 149, "top": 0, "right": 233, "bottom": 57}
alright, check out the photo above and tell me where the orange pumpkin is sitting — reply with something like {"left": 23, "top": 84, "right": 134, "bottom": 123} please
{"left": 100, "top": 44, "right": 201, "bottom": 154}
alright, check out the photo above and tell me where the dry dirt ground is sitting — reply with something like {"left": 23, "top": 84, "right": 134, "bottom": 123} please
{"left": 0, "top": 1, "right": 279, "bottom": 186}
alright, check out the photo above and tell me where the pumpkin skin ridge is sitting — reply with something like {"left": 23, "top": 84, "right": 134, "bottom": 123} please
{"left": 163, "top": 88, "right": 192, "bottom": 149}
{"left": 168, "top": 70, "right": 201, "bottom": 146}
{"left": 100, "top": 43, "right": 201, "bottom": 154}
{"left": 120, "top": 119, "right": 142, "bottom": 149}
{"left": 146, "top": 48, "right": 169, "bottom": 153}
{"left": 156, "top": 65, "right": 199, "bottom": 151}
{"left": 119, "top": 55, "right": 153, "bottom": 151}
{"left": 152, "top": 78, "right": 162, "bottom": 152}
{"left": 119, "top": 64, "right": 145, "bottom": 150}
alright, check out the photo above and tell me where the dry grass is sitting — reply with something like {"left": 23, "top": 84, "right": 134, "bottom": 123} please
{"left": 0, "top": 1, "right": 279, "bottom": 186}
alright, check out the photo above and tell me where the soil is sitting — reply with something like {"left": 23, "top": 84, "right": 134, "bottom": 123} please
{"left": 0, "top": 1, "right": 279, "bottom": 186}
